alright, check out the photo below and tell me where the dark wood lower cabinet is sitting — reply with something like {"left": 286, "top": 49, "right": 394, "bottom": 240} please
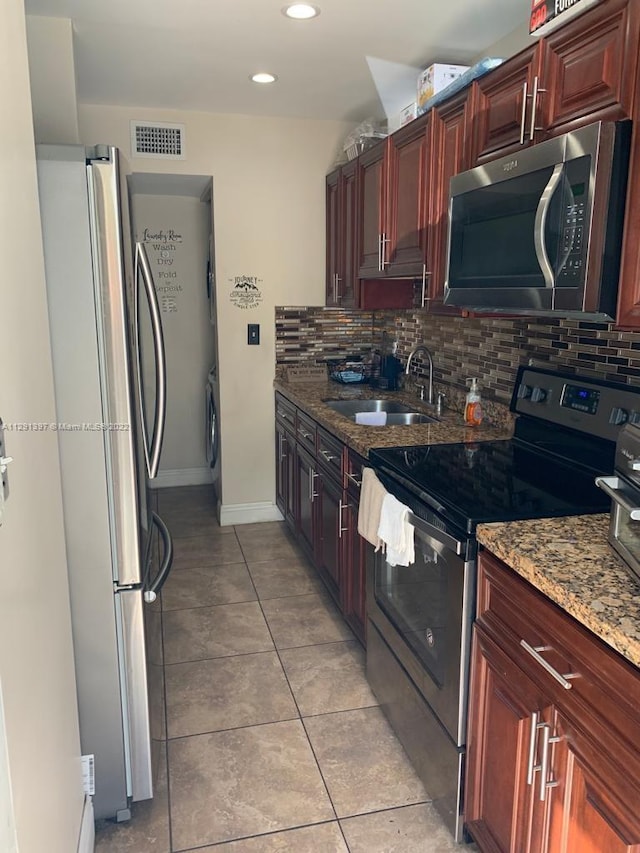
{"left": 274, "top": 394, "right": 368, "bottom": 645}
{"left": 315, "top": 467, "right": 343, "bottom": 606}
{"left": 465, "top": 550, "right": 640, "bottom": 853}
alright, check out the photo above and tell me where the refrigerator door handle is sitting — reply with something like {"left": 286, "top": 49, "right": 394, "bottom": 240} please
{"left": 144, "top": 512, "right": 173, "bottom": 603}
{"left": 134, "top": 242, "right": 167, "bottom": 480}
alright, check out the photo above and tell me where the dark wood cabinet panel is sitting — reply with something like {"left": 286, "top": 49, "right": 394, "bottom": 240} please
{"left": 427, "top": 91, "right": 472, "bottom": 309}
{"left": 466, "top": 626, "right": 550, "bottom": 853}
{"left": 326, "top": 162, "right": 358, "bottom": 307}
{"left": 384, "top": 115, "right": 430, "bottom": 277}
{"left": 542, "top": 0, "right": 639, "bottom": 133}
{"left": 295, "top": 444, "right": 316, "bottom": 560}
{"left": 472, "top": 46, "right": 542, "bottom": 163}
{"left": 316, "top": 468, "right": 343, "bottom": 605}
{"left": 342, "top": 451, "right": 368, "bottom": 645}
{"left": 356, "top": 142, "right": 387, "bottom": 279}
{"left": 325, "top": 168, "right": 341, "bottom": 306}
{"left": 275, "top": 421, "right": 295, "bottom": 529}
{"left": 466, "top": 550, "right": 640, "bottom": 853}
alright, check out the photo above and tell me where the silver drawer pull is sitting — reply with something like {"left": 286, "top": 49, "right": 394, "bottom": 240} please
{"left": 338, "top": 499, "right": 349, "bottom": 537}
{"left": 595, "top": 476, "right": 640, "bottom": 520}
{"left": 320, "top": 449, "right": 338, "bottom": 462}
{"left": 346, "top": 472, "right": 362, "bottom": 488}
{"left": 520, "top": 640, "right": 578, "bottom": 690}
{"left": 526, "top": 711, "right": 541, "bottom": 785}
{"left": 300, "top": 431, "right": 314, "bottom": 441}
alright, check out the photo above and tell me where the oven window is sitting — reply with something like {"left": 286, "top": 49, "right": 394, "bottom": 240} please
{"left": 616, "top": 508, "right": 640, "bottom": 560}
{"left": 374, "top": 536, "right": 447, "bottom": 687}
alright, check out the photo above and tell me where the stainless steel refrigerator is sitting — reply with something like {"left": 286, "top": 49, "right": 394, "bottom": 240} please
{"left": 36, "top": 144, "right": 173, "bottom": 821}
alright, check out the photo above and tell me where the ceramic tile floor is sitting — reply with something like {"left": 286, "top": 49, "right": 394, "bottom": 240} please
{"left": 95, "top": 485, "right": 470, "bottom": 852}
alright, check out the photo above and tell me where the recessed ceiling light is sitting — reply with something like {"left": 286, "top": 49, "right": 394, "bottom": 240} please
{"left": 282, "top": 3, "right": 320, "bottom": 19}
{"left": 251, "top": 72, "right": 278, "bottom": 84}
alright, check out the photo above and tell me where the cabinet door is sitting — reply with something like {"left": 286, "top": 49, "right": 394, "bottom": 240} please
{"left": 466, "top": 626, "right": 551, "bottom": 853}
{"left": 316, "top": 469, "right": 343, "bottom": 606}
{"left": 340, "top": 160, "right": 358, "bottom": 307}
{"left": 357, "top": 140, "right": 387, "bottom": 278}
{"left": 385, "top": 115, "right": 430, "bottom": 276}
{"left": 542, "top": 0, "right": 639, "bottom": 134}
{"left": 295, "top": 445, "right": 316, "bottom": 561}
{"left": 472, "top": 46, "right": 542, "bottom": 163}
{"left": 426, "top": 91, "right": 472, "bottom": 309}
{"left": 325, "top": 168, "right": 342, "bottom": 306}
{"left": 275, "top": 422, "right": 287, "bottom": 517}
{"left": 546, "top": 710, "right": 640, "bottom": 853}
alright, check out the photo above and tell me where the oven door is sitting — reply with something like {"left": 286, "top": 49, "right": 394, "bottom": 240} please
{"left": 595, "top": 475, "right": 640, "bottom": 582}
{"left": 367, "top": 511, "right": 476, "bottom": 746}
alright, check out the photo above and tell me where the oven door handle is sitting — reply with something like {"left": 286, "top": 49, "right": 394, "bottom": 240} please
{"left": 407, "top": 511, "right": 465, "bottom": 556}
{"left": 595, "top": 476, "right": 640, "bottom": 520}
{"left": 376, "top": 464, "right": 447, "bottom": 515}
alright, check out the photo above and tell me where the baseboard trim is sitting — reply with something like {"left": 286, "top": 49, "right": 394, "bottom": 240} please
{"left": 219, "top": 501, "right": 284, "bottom": 526}
{"left": 77, "top": 795, "right": 94, "bottom": 853}
{"left": 150, "top": 468, "right": 213, "bottom": 489}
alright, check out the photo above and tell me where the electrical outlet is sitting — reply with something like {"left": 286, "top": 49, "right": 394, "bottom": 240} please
{"left": 248, "top": 324, "right": 260, "bottom": 345}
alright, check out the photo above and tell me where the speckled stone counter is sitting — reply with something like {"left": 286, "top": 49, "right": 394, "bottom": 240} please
{"left": 274, "top": 379, "right": 512, "bottom": 458}
{"left": 477, "top": 515, "right": 640, "bottom": 670}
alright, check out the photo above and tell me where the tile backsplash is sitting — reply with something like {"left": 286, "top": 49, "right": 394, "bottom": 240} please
{"left": 275, "top": 306, "right": 640, "bottom": 403}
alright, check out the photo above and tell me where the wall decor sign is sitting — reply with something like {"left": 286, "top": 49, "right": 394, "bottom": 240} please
{"left": 229, "top": 275, "right": 264, "bottom": 310}
{"left": 529, "top": 0, "right": 600, "bottom": 37}
{"left": 142, "top": 227, "right": 185, "bottom": 313}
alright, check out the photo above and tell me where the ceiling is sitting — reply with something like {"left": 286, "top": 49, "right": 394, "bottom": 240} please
{"left": 24, "top": 0, "right": 530, "bottom": 123}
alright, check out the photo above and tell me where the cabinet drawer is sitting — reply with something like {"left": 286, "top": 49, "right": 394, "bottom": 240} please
{"left": 477, "top": 549, "right": 640, "bottom": 758}
{"left": 296, "top": 412, "right": 317, "bottom": 455}
{"left": 345, "top": 448, "right": 366, "bottom": 495}
{"left": 317, "top": 427, "right": 344, "bottom": 482}
{"left": 275, "top": 394, "right": 296, "bottom": 434}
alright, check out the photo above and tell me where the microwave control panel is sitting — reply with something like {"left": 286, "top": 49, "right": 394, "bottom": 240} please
{"left": 512, "top": 367, "right": 640, "bottom": 442}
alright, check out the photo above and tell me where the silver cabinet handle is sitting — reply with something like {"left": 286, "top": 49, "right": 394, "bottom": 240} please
{"left": 533, "top": 164, "right": 563, "bottom": 290}
{"left": 309, "top": 468, "right": 318, "bottom": 503}
{"left": 529, "top": 76, "right": 546, "bottom": 142}
{"left": 320, "top": 449, "right": 338, "bottom": 463}
{"left": 300, "top": 430, "right": 314, "bottom": 442}
{"left": 420, "top": 265, "right": 432, "bottom": 307}
{"left": 520, "top": 640, "right": 578, "bottom": 690}
{"left": 595, "top": 476, "right": 640, "bottom": 519}
{"left": 520, "top": 81, "right": 529, "bottom": 145}
{"left": 538, "top": 724, "right": 560, "bottom": 801}
{"left": 334, "top": 273, "right": 342, "bottom": 304}
{"left": 135, "top": 242, "right": 167, "bottom": 480}
{"left": 346, "top": 471, "right": 362, "bottom": 488}
{"left": 338, "top": 499, "right": 349, "bottom": 537}
{"left": 377, "top": 234, "right": 382, "bottom": 272}
{"left": 381, "top": 232, "right": 390, "bottom": 269}
{"left": 278, "top": 433, "right": 287, "bottom": 463}
{"left": 526, "top": 711, "right": 541, "bottom": 785}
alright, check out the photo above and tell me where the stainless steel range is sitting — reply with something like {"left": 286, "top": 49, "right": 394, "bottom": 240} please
{"left": 366, "top": 366, "right": 640, "bottom": 842}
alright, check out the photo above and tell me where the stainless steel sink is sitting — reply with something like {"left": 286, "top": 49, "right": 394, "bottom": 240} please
{"left": 324, "top": 399, "right": 437, "bottom": 425}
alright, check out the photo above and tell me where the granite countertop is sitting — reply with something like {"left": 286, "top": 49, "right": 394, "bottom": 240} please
{"left": 274, "top": 379, "right": 512, "bottom": 458}
{"left": 477, "top": 515, "right": 640, "bottom": 670}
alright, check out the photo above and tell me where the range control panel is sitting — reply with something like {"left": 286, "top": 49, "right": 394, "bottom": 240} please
{"left": 511, "top": 366, "right": 640, "bottom": 443}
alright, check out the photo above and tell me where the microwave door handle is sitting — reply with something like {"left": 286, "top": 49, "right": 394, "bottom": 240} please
{"left": 135, "top": 242, "right": 167, "bottom": 480}
{"left": 534, "top": 163, "right": 564, "bottom": 289}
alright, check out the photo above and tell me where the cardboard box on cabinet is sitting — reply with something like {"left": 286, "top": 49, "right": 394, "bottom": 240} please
{"left": 417, "top": 64, "right": 469, "bottom": 112}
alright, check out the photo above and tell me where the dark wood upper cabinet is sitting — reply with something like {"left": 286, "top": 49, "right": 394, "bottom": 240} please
{"left": 325, "top": 162, "right": 357, "bottom": 307}
{"left": 356, "top": 140, "right": 387, "bottom": 278}
{"left": 472, "top": 45, "right": 543, "bottom": 164}
{"left": 427, "top": 90, "right": 473, "bottom": 309}
{"left": 542, "top": 0, "right": 639, "bottom": 133}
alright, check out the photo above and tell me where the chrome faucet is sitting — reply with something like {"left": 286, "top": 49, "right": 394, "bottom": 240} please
{"left": 405, "top": 345, "right": 434, "bottom": 404}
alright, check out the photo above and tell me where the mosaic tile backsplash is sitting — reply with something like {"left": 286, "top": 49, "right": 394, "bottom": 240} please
{"left": 275, "top": 307, "right": 640, "bottom": 403}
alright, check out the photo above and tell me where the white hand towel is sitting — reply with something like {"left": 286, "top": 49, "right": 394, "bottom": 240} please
{"left": 377, "top": 493, "right": 415, "bottom": 567}
{"left": 357, "top": 467, "right": 386, "bottom": 550}
{"left": 355, "top": 411, "right": 387, "bottom": 426}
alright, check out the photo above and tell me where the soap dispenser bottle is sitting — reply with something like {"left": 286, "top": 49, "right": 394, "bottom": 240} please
{"left": 464, "top": 378, "right": 483, "bottom": 427}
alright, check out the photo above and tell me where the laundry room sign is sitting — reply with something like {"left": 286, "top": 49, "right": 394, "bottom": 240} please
{"left": 142, "top": 227, "right": 185, "bottom": 313}
{"left": 228, "top": 275, "right": 264, "bottom": 310}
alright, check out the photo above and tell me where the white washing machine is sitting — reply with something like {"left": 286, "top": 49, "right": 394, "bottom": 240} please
{"left": 206, "top": 364, "right": 221, "bottom": 491}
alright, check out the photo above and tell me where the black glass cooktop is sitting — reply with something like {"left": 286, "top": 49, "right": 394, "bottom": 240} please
{"left": 369, "top": 438, "right": 613, "bottom": 535}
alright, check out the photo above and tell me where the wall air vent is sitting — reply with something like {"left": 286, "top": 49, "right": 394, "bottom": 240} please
{"left": 130, "top": 121, "right": 186, "bottom": 160}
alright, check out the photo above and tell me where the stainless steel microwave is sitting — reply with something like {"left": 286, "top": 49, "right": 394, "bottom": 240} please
{"left": 443, "top": 121, "right": 630, "bottom": 319}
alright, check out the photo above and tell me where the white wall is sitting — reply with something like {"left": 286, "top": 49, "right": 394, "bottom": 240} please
{"left": 80, "top": 105, "right": 349, "bottom": 520}
{"left": 131, "top": 192, "right": 214, "bottom": 482}
{"left": 475, "top": 20, "right": 533, "bottom": 62}
{"left": 25, "top": 16, "right": 80, "bottom": 144}
{"left": 0, "top": 2, "right": 84, "bottom": 851}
